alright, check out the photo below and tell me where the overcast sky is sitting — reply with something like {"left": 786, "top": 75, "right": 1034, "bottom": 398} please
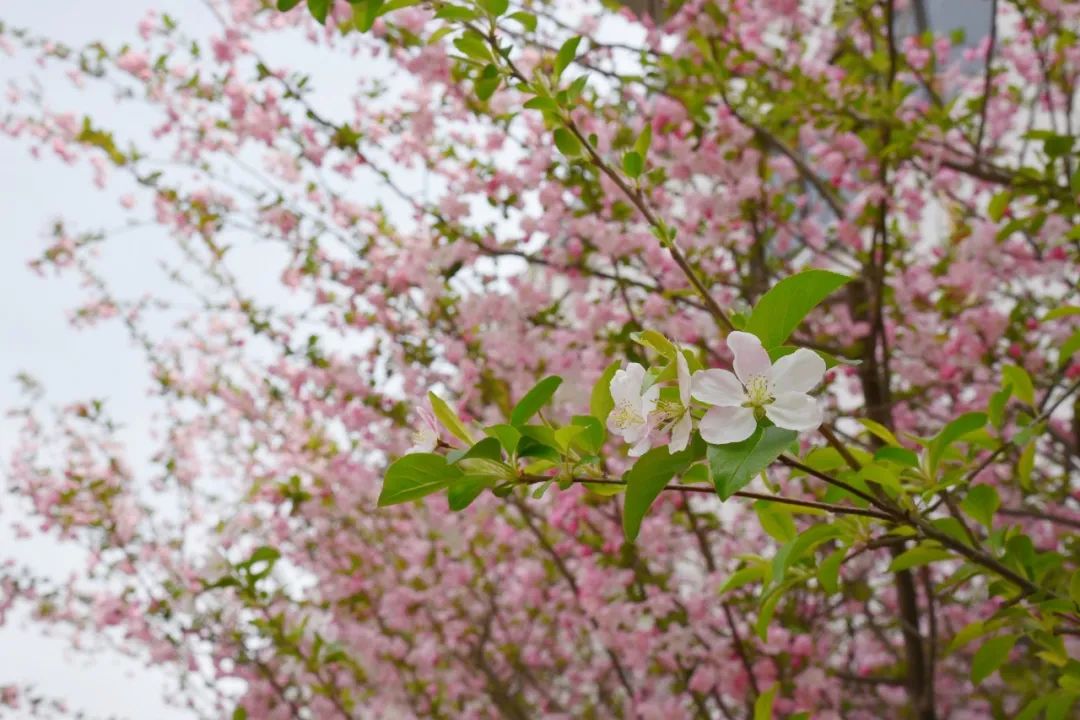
{"left": 1, "top": 3, "right": 229, "bottom": 718}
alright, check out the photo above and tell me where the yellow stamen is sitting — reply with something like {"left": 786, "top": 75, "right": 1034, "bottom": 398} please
{"left": 611, "top": 400, "right": 644, "bottom": 429}
{"left": 744, "top": 375, "right": 774, "bottom": 407}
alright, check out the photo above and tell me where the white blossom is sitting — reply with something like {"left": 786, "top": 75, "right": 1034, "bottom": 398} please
{"left": 691, "top": 331, "right": 825, "bottom": 444}
{"left": 407, "top": 408, "right": 440, "bottom": 454}
{"left": 607, "top": 362, "right": 659, "bottom": 457}
{"left": 667, "top": 350, "right": 693, "bottom": 453}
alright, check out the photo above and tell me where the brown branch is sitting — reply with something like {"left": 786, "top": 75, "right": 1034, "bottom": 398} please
{"left": 975, "top": 0, "right": 999, "bottom": 154}
{"left": 519, "top": 475, "right": 894, "bottom": 520}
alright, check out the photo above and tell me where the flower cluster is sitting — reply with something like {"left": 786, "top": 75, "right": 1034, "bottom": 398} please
{"left": 2, "top": 0, "right": 1078, "bottom": 718}
{"left": 608, "top": 331, "right": 826, "bottom": 455}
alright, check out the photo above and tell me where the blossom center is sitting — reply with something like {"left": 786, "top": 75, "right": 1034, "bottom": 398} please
{"left": 610, "top": 400, "right": 645, "bottom": 429}
{"left": 655, "top": 399, "right": 683, "bottom": 417}
{"left": 744, "top": 375, "right": 774, "bottom": 408}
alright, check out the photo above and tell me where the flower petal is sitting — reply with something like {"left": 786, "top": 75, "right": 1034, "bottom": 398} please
{"left": 629, "top": 434, "right": 653, "bottom": 457}
{"left": 610, "top": 362, "right": 646, "bottom": 405}
{"left": 765, "top": 392, "right": 823, "bottom": 432}
{"left": 698, "top": 405, "right": 757, "bottom": 445}
{"left": 727, "top": 331, "right": 772, "bottom": 384}
{"left": 407, "top": 427, "right": 438, "bottom": 454}
{"left": 669, "top": 412, "right": 692, "bottom": 453}
{"left": 691, "top": 369, "right": 745, "bottom": 407}
{"left": 620, "top": 418, "right": 648, "bottom": 444}
{"left": 771, "top": 349, "right": 826, "bottom": 394}
{"left": 606, "top": 409, "right": 623, "bottom": 436}
{"left": 641, "top": 382, "right": 660, "bottom": 415}
{"left": 676, "top": 350, "right": 691, "bottom": 406}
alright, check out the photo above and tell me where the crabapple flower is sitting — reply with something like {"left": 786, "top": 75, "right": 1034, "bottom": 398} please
{"left": 691, "top": 331, "right": 825, "bottom": 444}
{"left": 607, "top": 362, "right": 659, "bottom": 457}
{"left": 407, "top": 407, "right": 439, "bottom": 454}
{"left": 667, "top": 350, "right": 693, "bottom": 453}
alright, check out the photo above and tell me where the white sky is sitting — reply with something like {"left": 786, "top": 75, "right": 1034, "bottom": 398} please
{"left": 1, "top": 3, "right": 236, "bottom": 718}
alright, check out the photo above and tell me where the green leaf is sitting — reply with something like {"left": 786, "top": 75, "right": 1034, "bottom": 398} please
{"left": 474, "top": 64, "right": 500, "bottom": 100}
{"left": 1015, "top": 697, "right": 1049, "bottom": 720}
{"left": 590, "top": 361, "right": 620, "bottom": 423}
{"left": 277, "top": 0, "right": 302, "bottom": 10}
{"left": 452, "top": 33, "right": 492, "bottom": 62}
{"left": 583, "top": 480, "right": 625, "bottom": 496}
{"left": 478, "top": 0, "right": 509, "bottom": 16}
{"left": 553, "top": 425, "right": 585, "bottom": 452}
{"left": 720, "top": 563, "right": 768, "bottom": 593}
{"left": 773, "top": 523, "right": 844, "bottom": 584}
{"left": 510, "top": 376, "right": 562, "bottom": 426}
{"left": 448, "top": 476, "right": 492, "bottom": 510}
{"left": 756, "top": 502, "right": 797, "bottom": 543}
{"left": 1017, "top": 442, "right": 1035, "bottom": 489}
{"left": 874, "top": 446, "right": 919, "bottom": 468}
{"left": 377, "top": 0, "right": 421, "bottom": 13}
{"left": 988, "top": 384, "right": 1012, "bottom": 429}
{"left": 707, "top": 426, "right": 797, "bottom": 500}
{"left": 623, "top": 151, "right": 644, "bottom": 178}
{"left": 570, "top": 415, "right": 605, "bottom": 453}
{"left": 971, "top": 635, "right": 1017, "bottom": 684}
{"left": 307, "top": 0, "right": 331, "bottom": 23}
{"left": 519, "top": 424, "right": 558, "bottom": 446}
{"left": 245, "top": 546, "right": 281, "bottom": 571}
{"left": 75, "top": 119, "right": 127, "bottom": 166}
{"left": 681, "top": 463, "right": 709, "bottom": 484}
{"left": 622, "top": 438, "right": 703, "bottom": 541}
{"left": 484, "top": 424, "right": 521, "bottom": 453}
{"left": 768, "top": 344, "right": 858, "bottom": 369}
{"left": 961, "top": 484, "right": 1000, "bottom": 529}
{"left": 351, "top": 0, "right": 387, "bottom": 31}
{"left": 929, "top": 412, "right": 986, "bottom": 471}
{"left": 434, "top": 4, "right": 479, "bottom": 21}
{"left": 1001, "top": 364, "right": 1034, "bottom": 406}
{"left": 1044, "top": 134, "right": 1075, "bottom": 157}
{"left": 858, "top": 463, "right": 903, "bottom": 498}
{"left": 565, "top": 75, "right": 588, "bottom": 103}
{"left": 634, "top": 123, "right": 652, "bottom": 157}
{"left": 753, "top": 683, "right": 778, "bottom": 720}
{"left": 1070, "top": 570, "right": 1080, "bottom": 605}
{"left": 818, "top": 547, "right": 845, "bottom": 593}
{"left": 931, "top": 517, "right": 969, "bottom": 545}
{"left": 888, "top": 544, "right": 952, "bottom": 572}
{"left": 232, "top": 707, "right": 249, "bottom": 720}
{"left": 426, "top": 25, "right": 456, "bottom": 45}
{"left": 553, "top": 127, "right": 583, "bottom": 158}
{"left": 523, "top": 96, "right": 560, "bottom": 112}
{"left": 802, "top": 447, "right": 846, "bottom": 472}
{"left": 859, "top": 418, "right": 901, "bottom": 446}
{"left": 429, "top": 391, "right": 475, "bottom": 445}
{"left": 630, "top": 329, "right": 676, "bottom": 358}
{"left": 988, "top": 191, "right": 1011, "bottom": 222}
{"left": 1045, "top": 693, "right": 1077, "bottom": 720}
{"left": 1004, "top": 534, "right": 1036, "bottom": 576}
{"left": 1045, "top": 306, "right": 1080, "bottom": 321}
{"left": 744, "top": 270, "right": 853, "bottom": 348}
{"left": 554, "top": 36, "right": 581, "bottom": 80}
{"left": 755, "top": 585, "right": 786, "bottom": 640}
{"left": 507, "top": 10, "right": 537, "bottom": 31}
{"left": 1061, "top": 329, "right": 1080, "bottom": 365}
{"left": 516, "top": 435, "right": 560, "bottom": 461}
{"left": 947, "top": 620, "right": 987, "bottom": 653}
{"left": 457, "top": 458, "right": 515, "bottom": 481}
{"left": 378, "top": 454, "right": 460, "bottom": 506}
{"left": 454, "top": 437, "right": 502, "bottom": 462}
